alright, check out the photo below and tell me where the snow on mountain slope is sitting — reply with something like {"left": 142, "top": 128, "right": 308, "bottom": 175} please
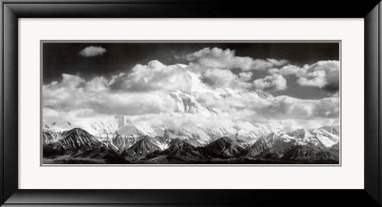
{"left": 287, "top": 128, "right": 320, "bottom": 146}
{"left": 43, "top": 117, "right": 119, "bottom": 140}
{"left": 235, "top": 122, "right": 284, "bottom": 144}
{"left": 246, "top": 132, "right": 296, "bottom": 157}
{"left": 170, "top": 90, "right": 219, "bottom": 116}
{"left": 88, "top": 121, "right": 119, "bottom": 139}
{"left": 49, "top": 128, "right": 106, "bottom": 151}
{"left": 283, "top": 127, "right": 339, "bottom": 148}
{"left": 42, "top": 89, "right": 339, "bottom": 151}
{"left": 245, "top": 126, "right": 339, "bottom": 158}
{"left": 43, "top": 122, "right": 73, "bottom": 133}
{"left": 122, "top": 136, "right": 162, "bottom": 158}
{"left": 319, "top": 125, "right": 340, "bottom": 136}
{"left": 310, "top": 127, "right": 339, "bottom": 147}
{"left": 202, "top": 137, "right": 246, "bottom": 158}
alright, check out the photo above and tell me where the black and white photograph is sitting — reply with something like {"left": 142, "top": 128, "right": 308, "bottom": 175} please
{"left": 42, "top": 42, "right": 340, "bottom": 165}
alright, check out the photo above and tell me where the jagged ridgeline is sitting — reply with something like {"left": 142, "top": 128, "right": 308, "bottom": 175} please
{"left": 43, "top": 125, "right": 339, "bottom": 164}
{"left": 43, "top": 90, "right": 339, "bottom": 164}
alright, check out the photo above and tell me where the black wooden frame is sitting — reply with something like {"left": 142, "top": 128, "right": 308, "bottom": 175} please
{"left": 1, "top": 0, "right": 381, "bottom": 206}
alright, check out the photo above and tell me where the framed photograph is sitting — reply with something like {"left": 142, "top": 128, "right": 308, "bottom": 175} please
{"left": 1, "top": 0, "right": 381, "bottom": 206}
{"left": 41, "top": 41, "right": 341, "bottom": 165}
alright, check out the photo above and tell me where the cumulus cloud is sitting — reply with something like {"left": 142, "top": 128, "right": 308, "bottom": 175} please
{"left": 194, "top": 89, "right": 339, "bottom": 130}
{"left": 238, "top": 72, "right": 253, "bottom": 81}
{"left": 199, "top": 92, "right": 339, "bottom": 120}
{"left": 43, "top": 59, "right": 338, "bottom": 122}
{"left": 127, "top": 61, "right": 193, "bottom": 91}
{"left": 269, "top": 65, "right": 303, "bottom": 76}
{"left": 297, "top": 70, "right": 326, "bottom": 87}
{"left": 79, "top": 46, "right": 106, "bottom": 57}
{"left": 186, "top": 47, "right": 287, "bottom": 71}
{"left": 43, "top": 73, "right": 178, "bottom": 117}
{"left": 43, "top": 47, "right": 339, "bottom": 132}
{"left": 200, "top": 69, "right": 257, "bottom": 90}
{"left": 263, "top": 96, "right": 339, "bottom": 120}
{"left": 297, "top": 61, "right": 339, "bottom": 92}
{"left": 270, "top": 60, "right": 339, "bottom": 92}
{"left": 253, "top": 74, "right": 287, "bottom": 92}
{"left": 201, "top": 69, "right": 238, "bottom": 88}
{"left": 108, "top": 59, "right": 253, "bottom": 91}
{"left": 108, "top": 60, "right": 196, "bottom": 92}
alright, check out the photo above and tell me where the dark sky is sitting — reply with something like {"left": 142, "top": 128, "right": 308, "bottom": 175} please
{"left": 42, "top": 42, "right": 339, "bottom": 99}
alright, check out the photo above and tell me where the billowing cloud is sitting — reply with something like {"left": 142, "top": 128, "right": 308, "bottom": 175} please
{"left": 198, "top": 90, "right": 339, "bottom": 121}
{"left": 43, "top": 48, "right": 339, "bottom": 132}
{"left": 195, "top": 90, "right": 339, "bottom": 130}
{"left": 108, "top": 60, "right": 254, "bottom": 92}
{"left": 79, "top": 46, "right": 106, "bottom": 57}
{"left": 43, "top": 73, "right": 178, "bottom": 118}
{"left": 201, "top": 69, "right": 238, "bottom": 88}
{"left": 43, "top": 59, "right": 338, "bottom": 121}
{"left": 297, "top": 70, "right": 326, "bottom": 87}
{"left": 200, "top": 69, "right": 256, "bottom": 90}
{"left": 269, "top": 65, "right": 303, "bottom": 76}
{"left": 127, "top": 61, "right": 192, "bottom": 91}
{"left": 238, "top": 72, "right": 253, "bottom": 81}
{"left": 270, "top": 60, "right": 339, "bottom": 92}
{"left": 262, "top": 96, "right": 339, "bottom": 120}
{"left": 297, "top": 61, "right": 339, "bottom": 92}
{"left": 186, "top": 47, "right": 287, "bottom": 71}
{"left": 253, "top": 74, "right": 287, "bottom": 92}
{"left": 109, "top": 60, "right": 194, "bottom": 92}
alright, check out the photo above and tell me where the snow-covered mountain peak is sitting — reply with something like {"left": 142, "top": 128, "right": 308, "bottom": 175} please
{"left": 169, "top": 90, "right": 219, "bottom": 116}
{"left": 117, "top": 125, "right": 146, "bottom": 138}
{"left": 319, "top": 125, "right": 340, "bottom": 136}
{"left": 288, "top": 128, "right": 311, "bottom": 139}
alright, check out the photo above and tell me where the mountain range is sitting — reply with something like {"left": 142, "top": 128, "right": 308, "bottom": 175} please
{"left": 43, "top": 90, "right": 339, "bottom": 164}
{"left": 43, "top": 125, "right": 339, "bottom": 164}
